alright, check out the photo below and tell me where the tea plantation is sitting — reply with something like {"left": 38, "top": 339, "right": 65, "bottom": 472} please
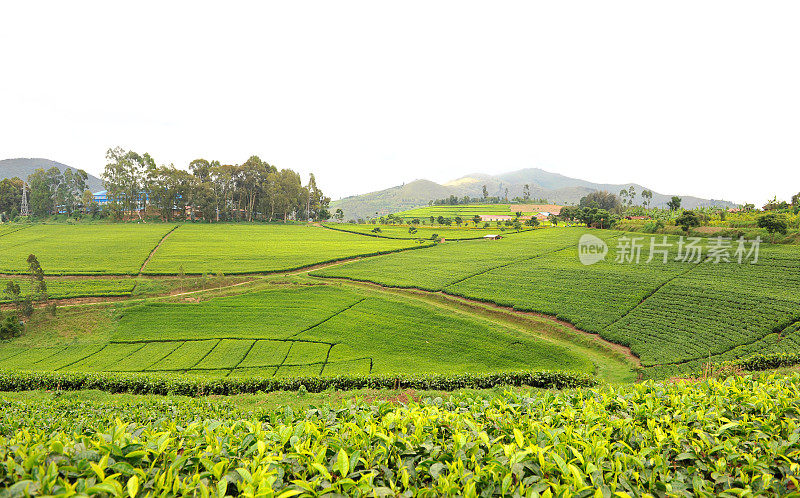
{"left": 0, "top": 224, "right": 428, "bottom": 276}
{"left": 1, "top": 373, "right": 798, "bottom": 495}
{"left": 142, "top": 224, "right": 429, "bottom": 275}
{"left": 313, "top": 229, "right": 800, "bottom": 377}
{"left": 0, "top": 283, "right": 593, "bottom": 378}
{"left": 2, "top": 223, "right": 800, "bottom": 494}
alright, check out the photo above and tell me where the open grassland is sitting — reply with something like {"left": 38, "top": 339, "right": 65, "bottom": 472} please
{"left": 0, "top": 224, "right": 174, "bottom": 275}
{"left": 0, "top": 281, "right": 593, "bottom": 378}
{"left": 323, "top": 223, "right": 533, "bottom": 240}
{"left": 313, "top": 229, "right": 800, "bottom": 377}
{"left": 1, "top": 373, "right": 798, "bottom": 495}
{"left": 142, "top": 224, "right": 430, "bottom": 274}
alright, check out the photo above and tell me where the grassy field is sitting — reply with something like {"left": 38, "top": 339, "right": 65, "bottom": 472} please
{"left": 0, "top": 224, "right": 174, "bottom": 274}
{"left": 2, "top": 373, "right": 798, "bottom": 495}
{"left": 0, "top": 280, "right": 594, "bottom": 378}
{"left": 313, "top": 228, "right": 800, "bottom": 376}
{"left": 142, "top": 224, "right": 431, "bottom": 274}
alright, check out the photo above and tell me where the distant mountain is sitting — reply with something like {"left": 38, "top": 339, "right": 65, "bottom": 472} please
{"left": 331, "top": 167, "right": 736, "bottom": 220}
{"left": 0, "top": 158, "right": 104, "bottom": 192}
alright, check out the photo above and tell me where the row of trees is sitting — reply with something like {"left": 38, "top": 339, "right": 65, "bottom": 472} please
{"left": 429, "top": 184, "right": 549, "bottom": 207}
{"left": 101, "top": 148, "right": 330, "bottom": 222}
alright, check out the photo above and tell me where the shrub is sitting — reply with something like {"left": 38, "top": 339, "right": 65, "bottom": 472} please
{"left": 0, "top": 370, "right": 596, "bottom": 396}
{"left": 0, "top": 313, "right": 23, "bottom": 340}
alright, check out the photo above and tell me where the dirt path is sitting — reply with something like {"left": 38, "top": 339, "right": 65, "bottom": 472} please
{"left": 138, "top": 225, "right": 180, "bottom": 275}
{"left": 0, "top": 257, "right": 366, "bottom": 310}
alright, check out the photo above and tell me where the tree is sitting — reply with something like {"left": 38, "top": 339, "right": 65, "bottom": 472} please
{"left": 482, "top": 185, "right": 488, "bottom": 200}
{"left": 334, "top": 208, "right": 344, "bottom": 222}
{"left": 4, "top": 280, "right": 31, "bottom": 318}
{"left": 102, "top": 147, "right": 147, "bottom": 218}
{"left": 472, "top": 215, "right": 481, "bottom": 224}
{"left": 640, "top": 189, "right": 653, "bottom": 209}
{"left": 619, "top": 189, "right": 629, "bottom": 206}
{"left": 523, "top": 184, "right": 531, "bottom": 200}
{"left": 675, "top": 210, "right": 700, "bottom": 232}
{"left": 4, "top": 281, "right": 21, "bottom": 308}
{"left": 792, "top": 192, "right": 800, "bottom": 207}
{"left": 762, "top": 196, "right": 789, "bottom": 211}
{"left": 757, "top": 213, "right": 788, "bottom": 242}
{"left": 667, "top": 196, "right": 682, "bottom": 211}
{"left": 0, "top": 177, "right": 23, "bottom": 218}
{"left": 579, "top": 191, "right": 620, "bottom": 211}
{"left": 525, "top": 217, "right": 540, "bottom": 227}
{"left": 27, "top": 168, "right": 55, "bottom": 217}
{"left": 454, "top": 216, "right": 462, "bottom": 226}
{"left": 27, "top": 254, "right": 47, "bottom": 302}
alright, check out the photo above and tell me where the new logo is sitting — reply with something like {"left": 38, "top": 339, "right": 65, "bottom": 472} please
{"left": 578, "top": 234, "right": 608, "bottom": 265}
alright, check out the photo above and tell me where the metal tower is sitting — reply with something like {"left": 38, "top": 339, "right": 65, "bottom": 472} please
{"left": 20, "top": 184, "right": 30, "bottom": 217}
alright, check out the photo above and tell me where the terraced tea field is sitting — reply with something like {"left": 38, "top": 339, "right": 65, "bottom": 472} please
{"left": 0, "top": 282, "right": 594, "bottom": 377}
{"left": 313, "top": 228, "right": 622, "bottom": 290}
{"left": 313, "top": 229, "right": 800, "bottom": 376}
{"left": 3, "top": 223, "right": 798, "bottom": 380}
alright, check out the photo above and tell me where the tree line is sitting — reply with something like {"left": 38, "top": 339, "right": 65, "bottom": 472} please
{"left": 0, "top": 148, "right": 331, "bottom": 222}
{"left": 101, "top": 148, "right": 329, "bottom": 222}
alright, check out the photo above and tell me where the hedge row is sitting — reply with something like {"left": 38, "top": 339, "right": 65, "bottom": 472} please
{"left": 728, "top": 352, "right": 800, "bottom": 372}
{"left": 0, "top": 370, "right": 596, "bottom": 396}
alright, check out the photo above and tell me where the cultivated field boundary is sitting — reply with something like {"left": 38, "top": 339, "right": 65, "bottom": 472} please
{"left": 138, "top": 224, "right": 180, "bottom": 275}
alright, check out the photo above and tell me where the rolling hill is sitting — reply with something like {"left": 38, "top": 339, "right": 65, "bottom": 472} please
{"left": 0, "top": 158, "right": 104, "bottom": 192}
{"left": 331, "top": 167, "right": 736, "bottom": 219}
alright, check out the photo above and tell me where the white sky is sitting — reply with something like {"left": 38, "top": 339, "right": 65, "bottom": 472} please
{"left": 1, "top": 1, "right": 798, "bottom": 204}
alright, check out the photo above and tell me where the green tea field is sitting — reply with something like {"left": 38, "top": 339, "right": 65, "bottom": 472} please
{"left": 2, "top": 373, "right": 798, "bottom": 495}
{"left": 0, "top": 224, "right": 174, "bottom": 274}
{"left": 0, "top": 280, "right": 599, "bottom": 378}
{"left": 141, "top": 224, "right": 431, "bottom": 274}
{"left": 2, "top": 222, "right": 799, "bottom": 494}
{"left": 0, "top": 223, "right": 429, "bottom": 275}
{"left": 312, "top": 228, "right": 800, "bottom": 377}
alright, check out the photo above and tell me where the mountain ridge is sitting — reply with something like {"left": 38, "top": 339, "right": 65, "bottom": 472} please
{"left": 0, "top": 158, "right": 104, "bottom": 191}
{"left": 331, "top": 167, "right": 736, "bottom": 220}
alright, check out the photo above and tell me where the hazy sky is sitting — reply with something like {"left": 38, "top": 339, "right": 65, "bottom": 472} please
{"left": 2, "top": 1, "right": 798, "bottom": 204}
